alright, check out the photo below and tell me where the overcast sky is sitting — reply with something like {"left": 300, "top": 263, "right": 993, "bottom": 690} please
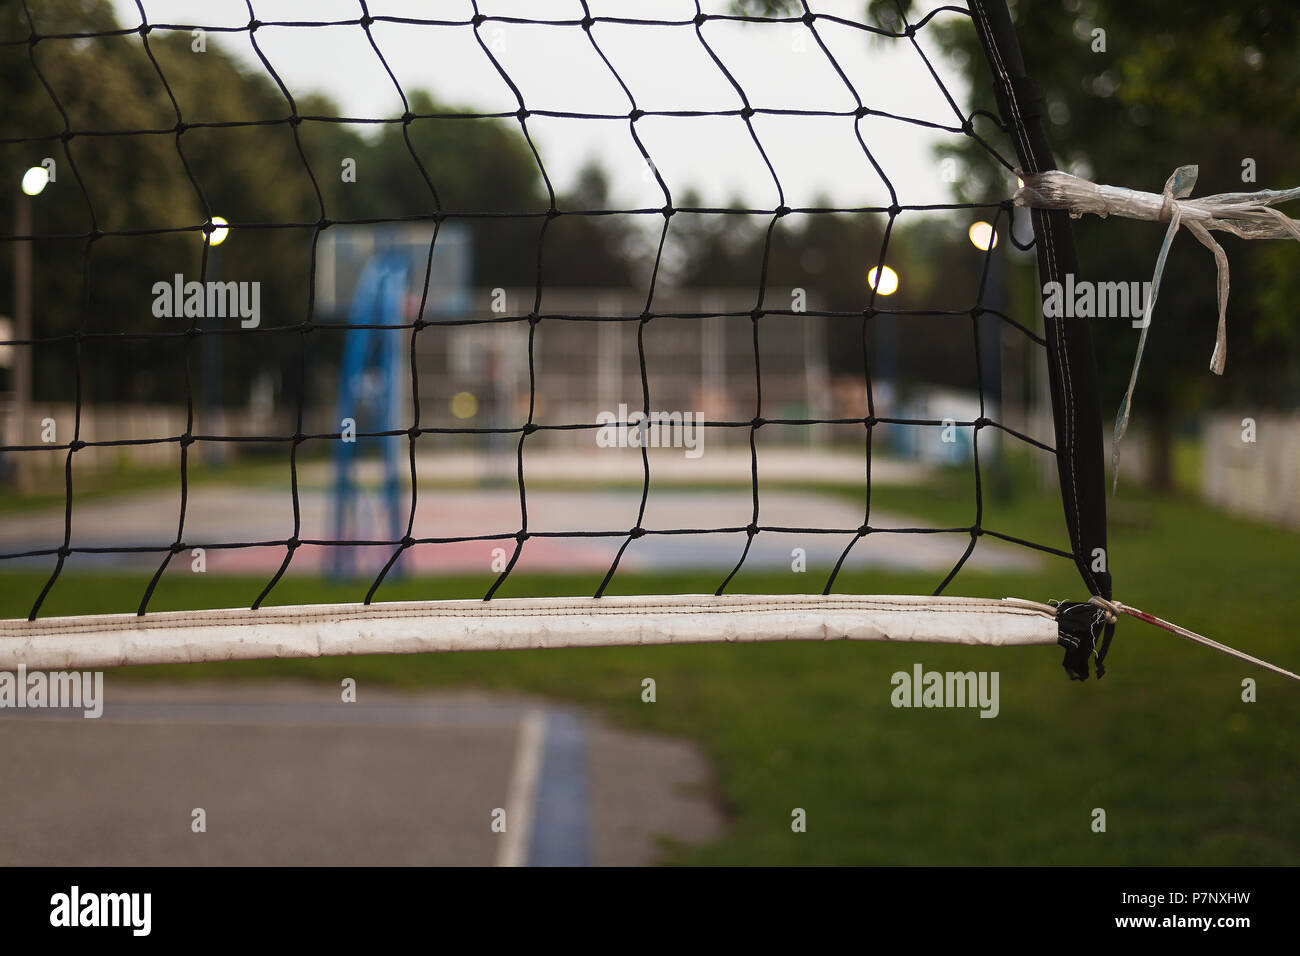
{"left": 111, "top": 0, "right": 970, "bottom": 210}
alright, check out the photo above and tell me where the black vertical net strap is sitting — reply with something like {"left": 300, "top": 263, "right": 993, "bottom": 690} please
{"left": 0, "top": 0, "right": 1108, "bottom": 624}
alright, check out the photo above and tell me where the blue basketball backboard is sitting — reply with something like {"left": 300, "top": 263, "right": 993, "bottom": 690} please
{"left": 314, "top": 222, "right": 471, "bottom": 321}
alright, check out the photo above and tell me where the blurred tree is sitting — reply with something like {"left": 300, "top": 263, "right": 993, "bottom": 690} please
{"left": 1, "top": 2, "right": 639, "bottom": 415}
{"left": 734, "top": 0, "right": 1300, "bottom": 490}
{"left": 938, "top": 0, "right": 1300, "bottom": 491}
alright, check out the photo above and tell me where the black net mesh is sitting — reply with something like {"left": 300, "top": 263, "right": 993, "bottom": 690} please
{"left": 0, "top": 0, "right": 1084, "bottom": 621}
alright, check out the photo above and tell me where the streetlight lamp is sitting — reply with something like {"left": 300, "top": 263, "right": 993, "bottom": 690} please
{"left": 21, "top": 166, "right": 49, "bottom": 197}
{"left": 202, "top": 216, "right": 229, "bottom": 467}
{"left": 867, "top": 265, "right": 900, "bottom": 416}
{"left": 970, "top": 218, "right": 1011, "bottom": 496}
{"left": 866, "top": 265, "right": 899, "bottom": 296}
{"left": 968, "top": 220, "right": 998, "bottom": 252}
{"left": 9, "top": 166, "right": 49, "bottom": 489}
{"left": 207, "top": 215, "right": 229, "bottom": 247}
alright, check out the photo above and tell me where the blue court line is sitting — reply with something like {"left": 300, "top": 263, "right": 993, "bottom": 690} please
{"left": 527, "top": 709, "right": 590, "bottom": 867}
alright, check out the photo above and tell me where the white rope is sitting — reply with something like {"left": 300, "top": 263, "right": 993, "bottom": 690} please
{"left": 1088, "top": 595, "right": 1300, "bottom": 683}
{"left": 1015, "top": 167, "right": 1300, "bottom": 491}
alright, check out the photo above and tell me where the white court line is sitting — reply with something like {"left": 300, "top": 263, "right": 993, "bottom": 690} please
{"left": 496, "top": 708, "right": 547, "bottom": 868}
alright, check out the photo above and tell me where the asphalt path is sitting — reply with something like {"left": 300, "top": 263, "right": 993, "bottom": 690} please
{"left": 0, "top": 681, "right": 722, "bottom": 866}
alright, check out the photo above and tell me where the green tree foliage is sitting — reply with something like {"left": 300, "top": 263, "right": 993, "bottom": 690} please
{"left": 734, "top": 0, "right": 1300, "bottom": 488}
{"left": 944, "top": 0, "right": 1300, "bottom": 487}
{"left": 1, "top": 1, "right": 638, "bottom": 409}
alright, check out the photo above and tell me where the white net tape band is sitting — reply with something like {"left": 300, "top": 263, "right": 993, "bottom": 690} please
{"left": 0, "top": 594, "right": 1060, "bottom": 670}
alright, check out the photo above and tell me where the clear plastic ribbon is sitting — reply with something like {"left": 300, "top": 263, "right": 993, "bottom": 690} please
{"left": 1014, "top": 166, "right": 1300, "bottom": 491}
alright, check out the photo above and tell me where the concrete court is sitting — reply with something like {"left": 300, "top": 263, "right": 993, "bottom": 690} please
{"left": 0, "top": 484, "right": 1042, "bottom": 578}
{"left": 0, "top": 681, "right": 723, "bottom": 866}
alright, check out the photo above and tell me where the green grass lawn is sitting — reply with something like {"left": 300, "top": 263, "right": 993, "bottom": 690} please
{"left": 2, "top": 465, "right": 1297, "bottom": 865}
